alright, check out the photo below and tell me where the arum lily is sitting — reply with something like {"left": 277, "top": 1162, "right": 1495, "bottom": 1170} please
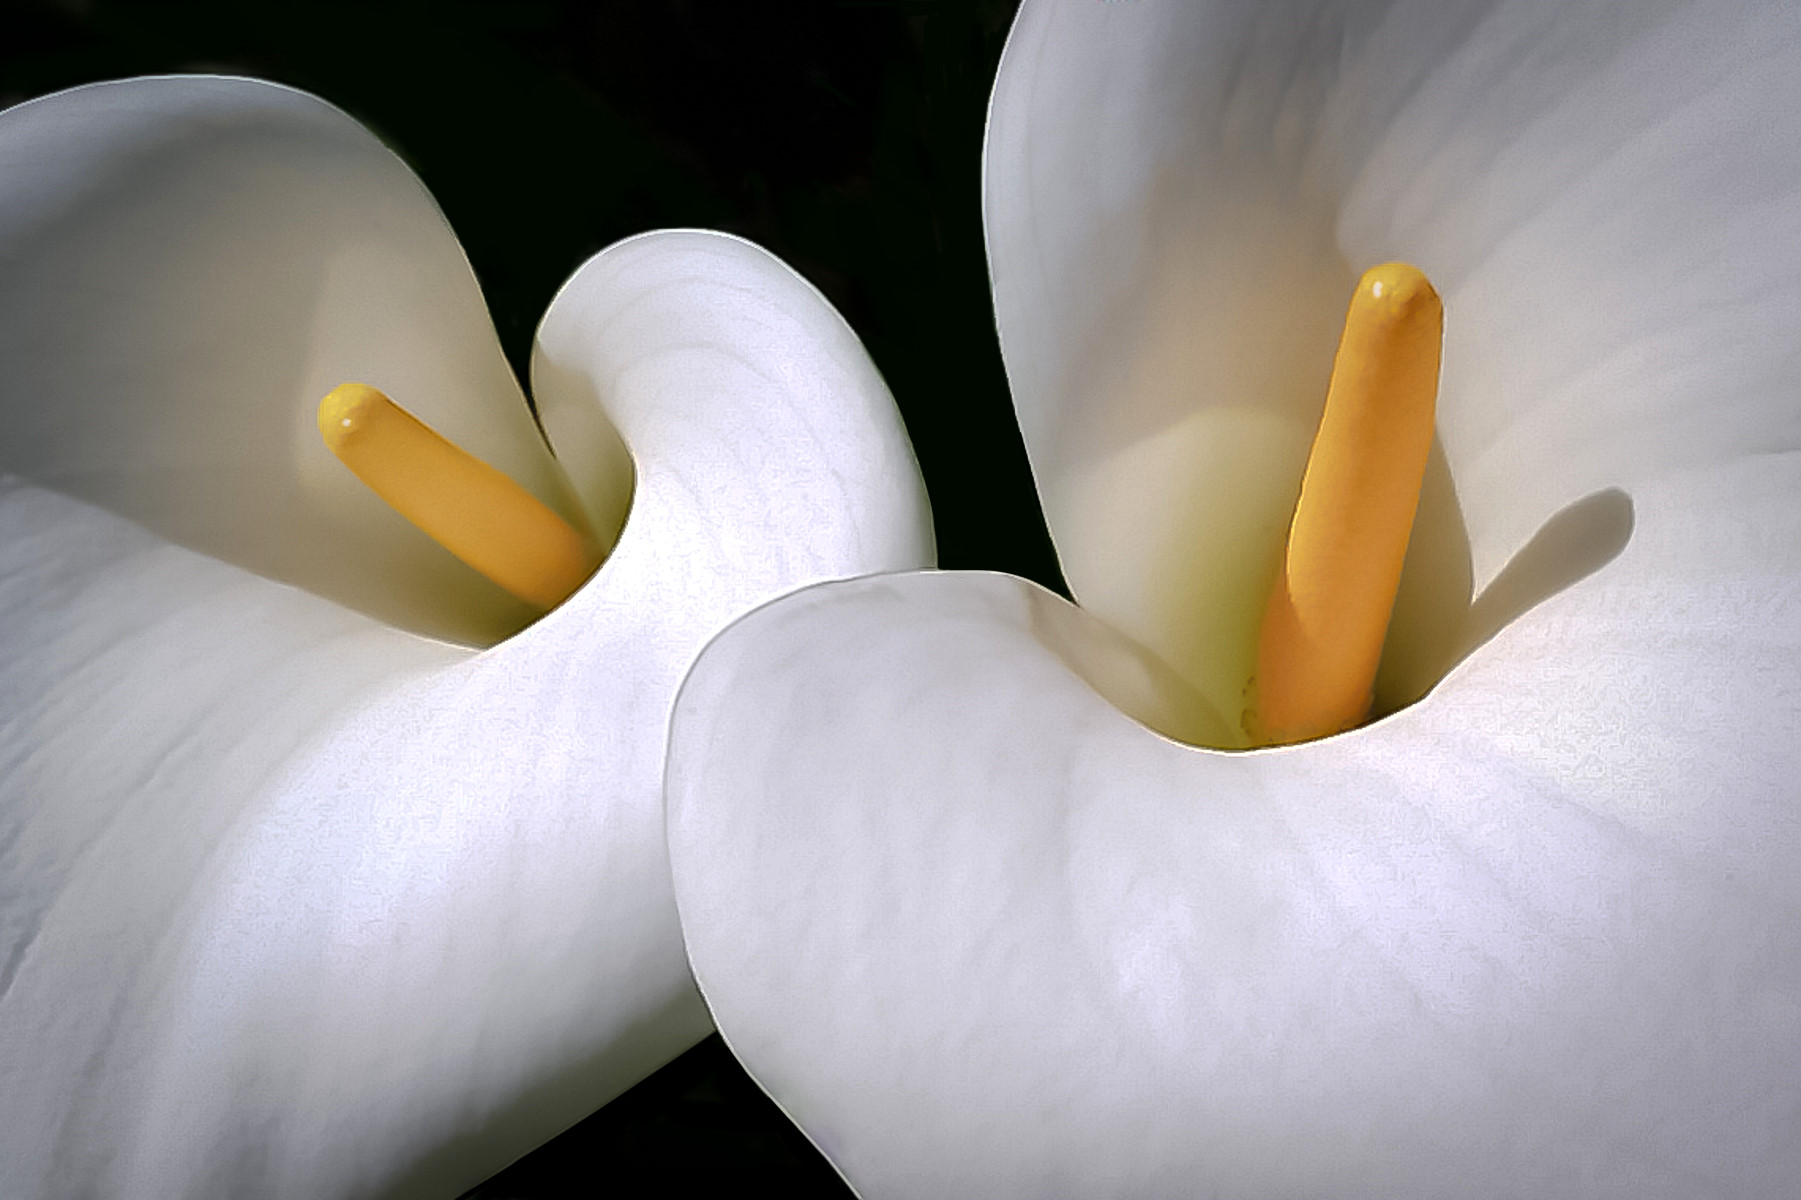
{"left": 666, "top": 1, "right": 1801, "bottom": 1195}
{"left": 0, "top": 76, "right": 932, "bottom": 1197}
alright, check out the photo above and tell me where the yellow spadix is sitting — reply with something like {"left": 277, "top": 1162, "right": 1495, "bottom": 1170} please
{"left": 317, "top": 383, "right": 601, "bottom": 611}
{"left": 1247, "top": 262, "right": 1441, "bottom": 747}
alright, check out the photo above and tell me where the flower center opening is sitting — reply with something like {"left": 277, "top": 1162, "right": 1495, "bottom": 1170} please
{"left": 1048, "top": 246, "right": 1473, "bottom": 754}
{"left": 317, "top": 382, "right": 603, "bottom": 612}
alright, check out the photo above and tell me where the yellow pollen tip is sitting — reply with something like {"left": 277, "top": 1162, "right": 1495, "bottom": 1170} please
{"left": 1247, "top": 262, "right": 1442, "bottom": 746}
{"left": 317, "top": 382, "right": 600, "bottom": 611}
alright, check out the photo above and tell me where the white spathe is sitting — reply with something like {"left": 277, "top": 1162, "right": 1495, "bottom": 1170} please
{"left": 666, "top": 1, "right": 1801, "bottom": 1196}
{"left": 0, "top": 77, "right": 933, "bottom": 1198}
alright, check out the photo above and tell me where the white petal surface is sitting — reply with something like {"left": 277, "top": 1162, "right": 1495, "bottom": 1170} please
{"left": 669, "top": 0, "right": 1801, "bottom": 1195}
{"left": 1, "top": 80, "right": 932, "bottom": 1200}
{"left": 670, "top": 496, "right": 1801, "bottom": 1196}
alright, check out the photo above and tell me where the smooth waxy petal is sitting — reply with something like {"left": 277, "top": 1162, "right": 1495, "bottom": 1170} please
{"left": 670, "top": 487, "right": 1801, "bottom": 1196}
{"left": 986, "top": 0, "right": 1801, "bottom": 727}
{"left": 0, "top": 79, "right": 932, "bottom": 1199}
{"left": 670, "top": 0, "right": 1801, "bottom": 1194}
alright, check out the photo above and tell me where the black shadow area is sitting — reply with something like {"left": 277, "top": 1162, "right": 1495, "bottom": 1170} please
{"left": 458, "top": 1036, "right": 854, "bottom": 1199}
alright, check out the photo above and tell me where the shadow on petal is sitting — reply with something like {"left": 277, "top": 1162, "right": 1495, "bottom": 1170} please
{"left": 1375, "top": 484, "right": 1635, "bottom": 718}
{"left": 1459, "top": 485, "right": 1637, "bottom": 658}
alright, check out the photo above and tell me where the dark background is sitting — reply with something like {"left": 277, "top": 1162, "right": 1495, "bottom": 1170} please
{"left": 1, "top": 0, "right": 1061, "bottom": 1194}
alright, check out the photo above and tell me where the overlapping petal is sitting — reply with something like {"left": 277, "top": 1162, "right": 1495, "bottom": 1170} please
{"left": 668, "top": 1, "right": 1801, "bottom": 1195}
{"left": 0, "top": 77, "right": 932, "bottom": 1198}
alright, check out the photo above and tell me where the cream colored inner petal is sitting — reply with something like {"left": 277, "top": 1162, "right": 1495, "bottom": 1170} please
{"left": 1056, "top": 407, "right": 1307, "bottom": 748}
{"left": 991, "top": 2, "right": 1796, "bottom": 752}
{"left": 1041, "top": 183, "right": 1401, "bottom": 747}
{"left": 0, "top": 81, "right": 620, "bottom": 650}
{"left": 1036, "top": 165, "right": 1638, "bottom": 750}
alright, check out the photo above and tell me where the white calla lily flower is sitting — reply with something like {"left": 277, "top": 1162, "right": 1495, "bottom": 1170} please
{"left": 667, "top": 1, "right": 1801, "bottom": 1196}
{"left": 0, "top": 76, "right": 932, "bottom": 1198}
